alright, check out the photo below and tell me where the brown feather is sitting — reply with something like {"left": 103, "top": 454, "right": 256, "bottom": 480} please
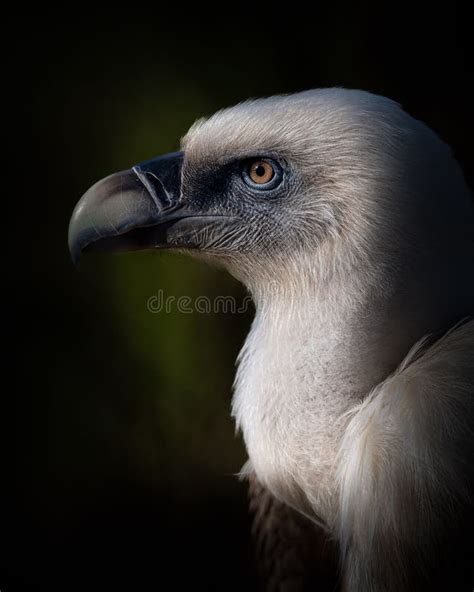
{"left": 248, "top": 473, "right": 340, "bottom": 591}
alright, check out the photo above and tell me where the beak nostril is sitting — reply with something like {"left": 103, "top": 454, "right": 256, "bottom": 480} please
{"left": 132, "top": 166, "right": 173, "bottom": 210}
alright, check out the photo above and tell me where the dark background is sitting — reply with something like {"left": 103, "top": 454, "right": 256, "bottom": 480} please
{"left": 10, "top": 7, "right": 473, "bottom": 591}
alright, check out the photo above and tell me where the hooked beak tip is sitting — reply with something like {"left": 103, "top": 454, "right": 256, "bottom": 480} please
{"left": 67, "top": 152, "right": 184, "bottom": 263}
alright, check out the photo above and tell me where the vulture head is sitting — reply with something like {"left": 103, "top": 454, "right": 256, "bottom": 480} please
{"left": 69, "top": 89, "right": 474, "bottom": 590}
{"left": 70, "top": 88, "right": 473, "bottom": 313}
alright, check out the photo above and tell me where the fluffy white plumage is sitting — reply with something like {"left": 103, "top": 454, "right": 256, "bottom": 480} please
{"left": 337, "top": 320, "right": 473, "bottom": 589}
{"left": 183, "top": 89, "right": 474, "bottom": 590}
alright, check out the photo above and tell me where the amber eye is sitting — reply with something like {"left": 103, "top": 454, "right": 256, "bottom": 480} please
{"left": 248, "top": 160, "right": 275, "bottom": 185}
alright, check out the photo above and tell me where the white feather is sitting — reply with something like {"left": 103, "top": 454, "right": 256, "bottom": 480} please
{"left": 182, "top": 88, "right": 474, "bottom": 589}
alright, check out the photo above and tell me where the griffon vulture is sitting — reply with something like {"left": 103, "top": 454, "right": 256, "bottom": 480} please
{"left": 69, "top": 89, "right": 474, "bottom": 591}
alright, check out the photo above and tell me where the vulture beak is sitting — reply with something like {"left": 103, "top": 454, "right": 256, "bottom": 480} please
{"left": 68, "top": 151, "right": 190, "bottom": 265}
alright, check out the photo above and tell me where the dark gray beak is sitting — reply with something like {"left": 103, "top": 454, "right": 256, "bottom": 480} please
{"left": 68, "top": 151, "right": 186, "bottom": 265}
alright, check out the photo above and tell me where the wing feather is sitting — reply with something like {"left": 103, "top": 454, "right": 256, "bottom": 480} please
{"left": 337, "top": 320, "right": 474, "bottom": 590}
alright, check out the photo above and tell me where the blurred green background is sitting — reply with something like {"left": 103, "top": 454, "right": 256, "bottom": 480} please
{"left": 13, "top": 9, "right": 472, "bottom": 591}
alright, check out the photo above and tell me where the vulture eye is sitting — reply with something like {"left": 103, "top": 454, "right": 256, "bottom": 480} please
{"left": 249, "top": 160, "right": 274, "bottom": 184}
{"left": 243, "top": 158, "right": 282, "bottom": 190}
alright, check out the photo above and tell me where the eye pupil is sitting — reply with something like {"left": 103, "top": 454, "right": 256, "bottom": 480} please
{"left": 248, "top": 159, "right": 275, "bottom": 185}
